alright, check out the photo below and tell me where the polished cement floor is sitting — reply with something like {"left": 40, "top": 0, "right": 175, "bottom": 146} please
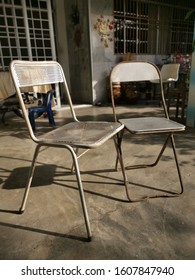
{"left": 0, "top": 103, "right": 195, "bottom": 260}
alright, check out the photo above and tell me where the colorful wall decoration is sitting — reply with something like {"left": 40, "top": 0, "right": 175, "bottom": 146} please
{"left": 93, "top": 15, "right": 114, "bottom": 48}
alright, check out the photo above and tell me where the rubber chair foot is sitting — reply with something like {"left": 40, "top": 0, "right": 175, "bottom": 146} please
{"left": 18, "top": 209, "right": 24, "bottom": 214}
{"left": 87, "top": 236, "right": 92, "bottom": 242}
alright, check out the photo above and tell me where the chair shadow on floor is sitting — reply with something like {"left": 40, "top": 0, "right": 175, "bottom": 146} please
{"left": 1, "top": 164, "right": 126, "bottom": 202}
{"left": 0, "top": 164, "right": 127, "bottom": 242}
{"left": 3, "top": 164, "right": 56, "bottom": 190}
{"left": 0, "top": 161, "right": 184, "bottom": 242}
{"left": 0, "top": 220, "right": 90, "bottom": 242}
{"left": 2, "top": 162, "right": 181, "bottom": 206}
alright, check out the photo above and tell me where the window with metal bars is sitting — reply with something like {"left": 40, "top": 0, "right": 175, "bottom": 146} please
{"left": 0, "top": 0, "right": 56, "bottom": 70}
{"left": 114, "top": 0, "right": 195, "bottom": 55}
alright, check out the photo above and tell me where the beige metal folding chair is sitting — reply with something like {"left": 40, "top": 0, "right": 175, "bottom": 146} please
{"left": 10, "top": 60, "right": 126, "bottom": 240}
{"left": 110, "top": 61, "right": 185, "bottom": 202}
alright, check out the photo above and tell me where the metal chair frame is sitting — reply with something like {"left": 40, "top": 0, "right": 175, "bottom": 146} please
{"left": 10, "top": 60, "right": 126, "bottom": 240}
{"left": 110, "top": 61, "right": 185, "bottom": 202}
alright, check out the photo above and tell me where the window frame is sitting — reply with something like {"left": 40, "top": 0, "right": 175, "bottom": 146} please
{"left": 0, "top": 0, "right": 56, "bottom": 70}
{"left": 114, "top": 0, "right": 194, "bottom": 55}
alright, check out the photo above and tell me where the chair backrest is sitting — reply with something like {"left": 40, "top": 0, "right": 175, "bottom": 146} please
{"left": 160, "top": 63, "right": 180, "bottom": 82}
{"left": 110, "top": 61, "right": 168, "bottom": 120}
{"left": 111, "top": 61, "right": 161, "bottom": 83}
{"left": 10, "top": 60, "right": 78, "bottom": 142}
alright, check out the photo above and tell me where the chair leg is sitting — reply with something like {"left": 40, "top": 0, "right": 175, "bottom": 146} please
{"left": 71, "top": 148, "right": 90, "bottom": 173}
{"left": 115, "top": 131, "right": 170, "bottom": 171}
{"left": 19, "top": 144, "right": 41, "bottom": 213}
{"left": 113, "top": 133, "right": 149, "bottom": 202}
{"left": 115, "top": 133, "right": 184, "bottom": 202}
{"left": 115, "top": 129, "right": 124, "bottom": 171}
{"left": 68, "top": 145, "right": 92, "bottom": 240}
{"left": 113, "top": 135, "right": 131, "bottom": 200}
{"left": 71, "top": 148, "right": 79, "bottom": 173}
{"left": 170, "top": 134, "right": 184, "bottom": 195}
{"left": 28, "top": 111, "right": 36, "bottom": 130}
{"left": 19, "top": 143, "right": 92, "bottom": 240}
{"left": 125, "top": 133, "right": 171, "bottom": 170}
{"left": 1, "top": 110, "right": 7, "bottom": 125}
{"left": 47, "top": 109, "right": 55, "bottom": 127}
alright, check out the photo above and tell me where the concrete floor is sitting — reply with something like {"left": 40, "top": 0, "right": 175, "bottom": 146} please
{"left": 0, "top": 104, "right": 195, "bottom": 260}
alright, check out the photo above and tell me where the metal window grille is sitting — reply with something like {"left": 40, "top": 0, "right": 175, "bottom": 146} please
{"left": 0, "top": 0, "right": 56, "bottom": 70}
{"left": 114, "top": 0, "right": 195, "bottom": 55}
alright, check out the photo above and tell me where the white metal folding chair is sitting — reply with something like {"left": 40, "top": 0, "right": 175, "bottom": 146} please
{"left": 160, "top": 63, "right": 180, "bottom": 83}
{"left": 151, "top": 63, "right": 180, "bottom": 105}
{"left": 160, "top": 63, "right": 180, "bottom": 112}
{"left": 110, "top": 61, "right": 185, "bottom": 202}
{"left": 10, "top": 60, "right": 126, "bottom": 240}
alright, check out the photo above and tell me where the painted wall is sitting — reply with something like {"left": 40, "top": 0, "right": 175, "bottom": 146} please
{"left": 56, "top": 0, "right": 174, "bottom": 105}
{"left": 53, "top": 1, "right": 70, "bottom": 85}
{"left": 186, "top": 21, "right": 195, "bottom": 127}
{"left": 90, "top": 0, "right": 120, "bottom": 104}
{"left": 59, "top": 0, "right": 92, "bottom": 104}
